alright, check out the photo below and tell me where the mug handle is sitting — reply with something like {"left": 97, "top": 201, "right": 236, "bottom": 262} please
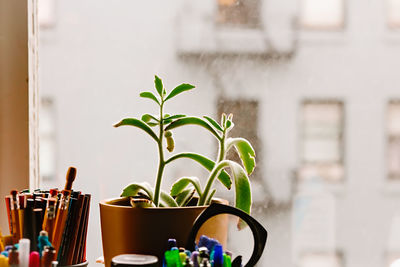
{"left": 185, "top": 203, "right": 268, "bottom": 267}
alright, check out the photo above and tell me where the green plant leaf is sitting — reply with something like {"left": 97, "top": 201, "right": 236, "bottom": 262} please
{"left": 170, "top": 177, "right": 202, "bottom": 197}
{"left": 159, "top": 190, "right": 178, "bottom": 207}
{"left": 226, "top": 138, "right": 256, "bottom": 175}
{"left": 164, "top": 114, "right": 186, "bottom": 121}
{"left": 175, "top": 188, "right": 195, "bottom": 207}
{"left": 225, "top": 120, "right": 234, "bottom": 131}
{"left": 203, "top": 116, "right": 223, "bottom": 132}
{"left": 114, "top": 118, "right": 159, "bottom": 142}
{"left": 205, "top": 189, "right": 216, "bottom": 205}
{"left": 154, "top": 75, "right": 164, "bottom": 97}
{"left": 165, "top": 153, "right": 232, "bottom": 189}
{"left": 139, "top": 92, "right": 160, "bottom": 105}
{"left": 227, "top": 160, "right": 252, "bottom": 229}
{"left": 165, "top": 83, "right": 195, "bottom": 101}
{"left": 163, "top": 114, "right": 186, "bottom": 124}
{"left": 120, "top": 182, "right": 154, "bottom": 200}
{"left": 165, "top": 117, "right": 221, "bottom": 140}
{"left": 141, "top": 114, "right": 159, "bottom": 123}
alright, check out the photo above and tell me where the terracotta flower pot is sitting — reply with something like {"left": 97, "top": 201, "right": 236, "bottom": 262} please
{"left": 99, "top": 197, "right": 229, "bottom": 267}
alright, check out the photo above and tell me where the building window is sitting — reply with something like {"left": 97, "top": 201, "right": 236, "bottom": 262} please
{"left": 298, "top": 252, "right": 343, "bottom": 267}
{"left": 387, "top": 0, "right": 400, "bottom": 29}
{"left": 298, "top": 100, "right": 344, "bottom": 182}
{"left": 38, "top": 0, "right": 56, "bottom": 28}
{"left": 217, "top": 98, "right": 262, "bottom": 182}
{"left": 387, "top": 100, "right": 400, "bottom": 180}
{"left": 299, "top": 0, "right": 345, "bottom": 30}
{"left": 216, "top": 0, "right": 260, "bottom": 28}
{"left": 39, "top": 97, "right": 57, "bottom": 182}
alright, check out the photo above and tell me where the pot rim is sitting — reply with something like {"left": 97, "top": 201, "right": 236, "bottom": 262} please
{"left": 99, "top": 197, "right": 228, "bottom": 209}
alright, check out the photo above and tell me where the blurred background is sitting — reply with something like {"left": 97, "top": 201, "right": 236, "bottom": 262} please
{"left": 37, "top": 0, "right": 400, "bottom": 266}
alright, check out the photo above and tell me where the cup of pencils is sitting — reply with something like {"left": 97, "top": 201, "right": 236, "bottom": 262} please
{"left": 0, "top": 167, "right": 91, "bottom": 267}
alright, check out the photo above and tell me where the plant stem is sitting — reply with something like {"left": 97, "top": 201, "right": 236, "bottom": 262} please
{"left": 198, "top": 130, "right": 227, "bottom": 205}
{"left": 153, "top": 101, "right": 165, "bottom": 207}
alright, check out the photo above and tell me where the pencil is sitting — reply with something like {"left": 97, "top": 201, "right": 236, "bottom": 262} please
{"left": 52, "top": 190, "right": 71, "bottom": 252}
{"left": 5, "top": 196, "right": 12, "bottom": 236}
{"left": 10, "top": 190, "right": 21, "bottom": 243}
{"left": 42, "top": 199, "right": 57, "bottom": 242}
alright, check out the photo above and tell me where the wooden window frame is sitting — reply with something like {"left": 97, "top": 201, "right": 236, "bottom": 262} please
{"left": 0, "top": 0, "right": 39, "bottom": 231}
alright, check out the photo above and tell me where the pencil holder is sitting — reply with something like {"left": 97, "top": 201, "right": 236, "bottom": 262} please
{"left": 60, "top": 260, "right": 89, "bottom": 267}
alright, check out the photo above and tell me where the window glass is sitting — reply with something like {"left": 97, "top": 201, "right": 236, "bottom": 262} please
{"left": 299, "top": 101, "right": 344, "bottom": 181}
{"left": 300, "top": 0, "right": 345, "bottom": 30}
{"left": 387, "top": 0, "right": 400, "bottom": 29}
{"left": 217, "top": 0, "right": 260, "bottom": 28}
{"left": 388, "top": 101, "right": 400, "bottom": 179}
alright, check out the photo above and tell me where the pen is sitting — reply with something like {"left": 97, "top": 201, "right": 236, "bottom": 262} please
{"left": 10, "top": 190, "right": 21, "bottom": 243}
{"left": 41, "top": 247, "right": 57, "bottom": 267}
{"left": 5, "top": 196, "right": 12, "bottom": 237}
{"left": 222, "top": 254, "right": 231, "bottom": 267}
{"left": 18, "top": 195, "right": 26, "bottom": 237}
{"left": 212, "top": 245, "right": 223, "bottom": 267}
{"left": 19, "top": 239, "right": 30, "bottom": 267}
{"left": 52, "top": 190, "right": 71, "bottom": 252}
{"left": 42, "top": 199, "right": 57, "bottom": 242}
{"left": 8, "top": 246, "right": 19, "bottom": 267}
{"left": 29, "top": 252, "right": 40, "bottom": 267}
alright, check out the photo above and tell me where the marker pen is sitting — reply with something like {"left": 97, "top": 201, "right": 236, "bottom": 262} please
{"left": 42, "top": 247, "right": 57, "bottom": 267}
{"left": 19, "top": 239, "right": 30, "bottom": 267}
{"left": 29, "top": 252, "right": 40, "bottom": 267}
{"left": 8, "top": 246, "right": 19, "bottom": 267}
{"left": 200, "top": 258, "right": 210, "bottom": 267}
{"left": 212, "top": 245, "right": 223, "bottom": 267}
{"left": 0, "top": 255, "right": 8, "bottom": 267}
{"left": 191, "top": 251, "right": 199, "bottom": 267}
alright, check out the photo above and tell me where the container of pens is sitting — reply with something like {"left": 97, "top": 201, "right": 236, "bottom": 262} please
{"left": 1, "top": 167, "right": 91, "bottom": 267}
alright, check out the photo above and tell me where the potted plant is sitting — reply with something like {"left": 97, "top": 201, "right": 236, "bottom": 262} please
{"left": 99, "top": 76, "right": 256, "bottom": 267}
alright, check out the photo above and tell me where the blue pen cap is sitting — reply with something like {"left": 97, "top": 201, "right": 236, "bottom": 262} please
{"left": 213, "top": 245, "right": 223, "bottom": 267}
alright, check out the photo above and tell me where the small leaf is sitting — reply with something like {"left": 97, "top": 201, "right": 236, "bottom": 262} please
{"left": 139, "top": 92, "right": 160, "bottom": 105}
{"left": 120, "top": 182, "right": 154, "bottom": 200}
{"left": 175, "top": 188, "right": 195, "bottom": 207}
{"left": 203, "top": 116, "right": 223, "bottom": 132}
{"left": 165, "top": 83, "right": 195, "bottom": 101}
{"left": 141, "top": 114, "right": 159, "bottom": 123}
{"left": 225, "top": 120, "right": 233, "bottom": 130}
{"left": 226, "top": 138, "right": 256, "bottom": 175}
{"left": 164, "top": 114, "right": 186, "bottom": 121}
{"left": 163, "top": 114, "right": 186, "bottom": 125}
{"left": 165, "top": 117, "right": 221, "bottom": 140}
{"left": 160, "top": 190, "right": 178, "bottom": 207}
{"left": 147, "top": 122, "right": 158, "bottom": 127}
{"left": 165, "top": 153, "right": 231, "bottom": 189}
{"left": 171, "top": 177, "right": 202, "bottom": 197}
{"left": 205, "top": 189, "right": 217, "bottom": 205}
{"left": 114, "top": 118, "right": 158, "bottom": 142}
{"left": 154, "top": 75, "right": 164, "bottom": 97}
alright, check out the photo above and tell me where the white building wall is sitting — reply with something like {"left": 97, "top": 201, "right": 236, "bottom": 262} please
{"left": 38, "top": 0, "right": 400, "bottom": 266}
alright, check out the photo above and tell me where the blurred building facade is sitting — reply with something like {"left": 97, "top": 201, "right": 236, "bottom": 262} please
{"left": 38, "top": 0, "right": 400, "bottom": 266}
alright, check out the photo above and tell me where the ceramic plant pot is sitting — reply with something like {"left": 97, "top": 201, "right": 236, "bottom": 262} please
{"left": 99, "top": 197, "right": 229, "bottom": 267}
